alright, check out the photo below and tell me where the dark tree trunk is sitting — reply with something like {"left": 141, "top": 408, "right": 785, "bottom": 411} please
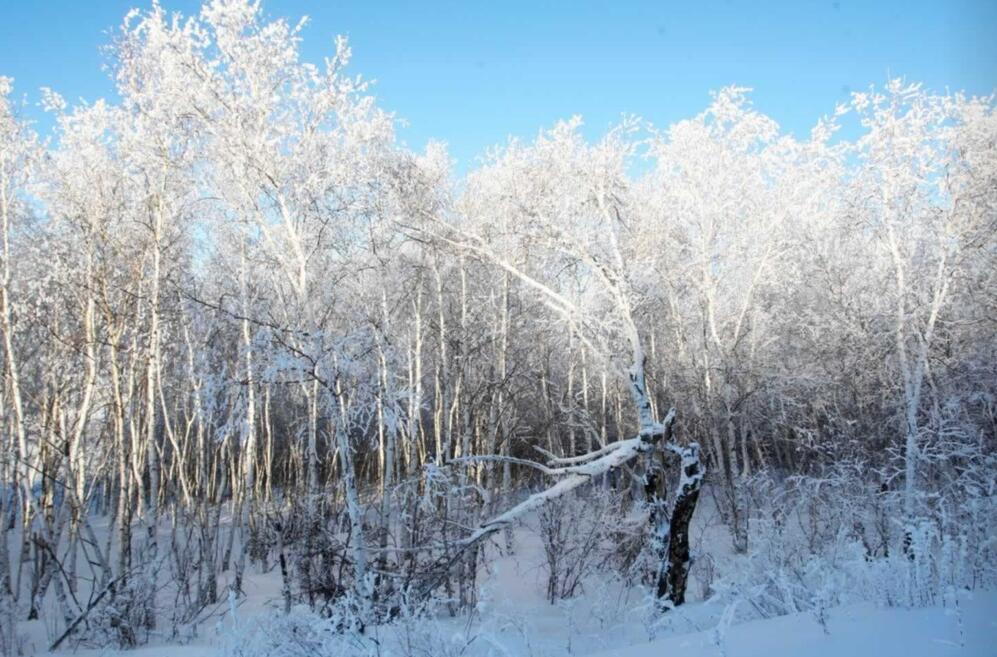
{"left": 657, "top": 443, "right": 703, "bottom": 608}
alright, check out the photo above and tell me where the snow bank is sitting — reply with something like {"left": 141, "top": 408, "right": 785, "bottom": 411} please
{"left": 593, "top": 592, "right": 997, "bottom": 657}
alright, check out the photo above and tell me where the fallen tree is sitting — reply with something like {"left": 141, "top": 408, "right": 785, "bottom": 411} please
{"left": 433, "top": 405, "right": 703, "bottom": 609}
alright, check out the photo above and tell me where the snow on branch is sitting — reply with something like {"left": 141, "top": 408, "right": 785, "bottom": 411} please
{"left": 452, "top": 408, "right": 677, "bottom": 548}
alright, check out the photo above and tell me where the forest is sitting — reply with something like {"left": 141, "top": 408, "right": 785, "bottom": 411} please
{"left": 0, "top": 1, "right": 994, "bottom": 655}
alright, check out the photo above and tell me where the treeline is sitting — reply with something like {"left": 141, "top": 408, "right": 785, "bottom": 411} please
{"left": 0, "top": 0, "right": 994, "bottom": 651}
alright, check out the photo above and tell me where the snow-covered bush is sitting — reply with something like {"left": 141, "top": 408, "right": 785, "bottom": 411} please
{"left": 77, "top": 575, "right": 157, "bottom": 650}
{"left": 709, "top": 451, "right": 996, "bottom": 623}
{"left": 223, "top": 604, "right": 376, "bottom": 657}
{"left": 535, "top": 490, "right": 619, "bottom": 603}
{"left": 222, "top": 597, "right": 488, "bottom": 657}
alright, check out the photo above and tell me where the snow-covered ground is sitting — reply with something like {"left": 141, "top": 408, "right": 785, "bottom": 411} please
{"left": 593, "top": 594, "right": 997, "bottom": 657}
{"left": 32, "top": 509, "right": 996, "bottom": 657}
{"left": 39, "top": 587, "right": 997, "bottom": 657}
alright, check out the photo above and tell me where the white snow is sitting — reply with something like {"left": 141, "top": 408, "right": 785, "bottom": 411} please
{"left": 42, "top": 587, "right": 997, "bottom": 656}
{"left": 34, "top": 513, "right": 996, "bottom": 657}
{"left": 593, "top": 594, "right": 997, "bottom": 657}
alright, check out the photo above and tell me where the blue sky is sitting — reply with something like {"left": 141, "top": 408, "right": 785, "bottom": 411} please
{"left": 1, "top": 0, "right": 994, "bottom": 169}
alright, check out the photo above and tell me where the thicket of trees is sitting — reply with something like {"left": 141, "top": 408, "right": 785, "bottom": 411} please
{"left": 0, "top": 1, "right": 994, "bottom": 652}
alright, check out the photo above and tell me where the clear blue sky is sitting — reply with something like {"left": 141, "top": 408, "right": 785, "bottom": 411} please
{"left": 1, "top": 0, "right": 995, "bottom": 169}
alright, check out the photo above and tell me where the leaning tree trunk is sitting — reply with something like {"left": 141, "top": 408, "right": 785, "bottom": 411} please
{"left": 656, "top": 442, "right": 703, "bottom": 607}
